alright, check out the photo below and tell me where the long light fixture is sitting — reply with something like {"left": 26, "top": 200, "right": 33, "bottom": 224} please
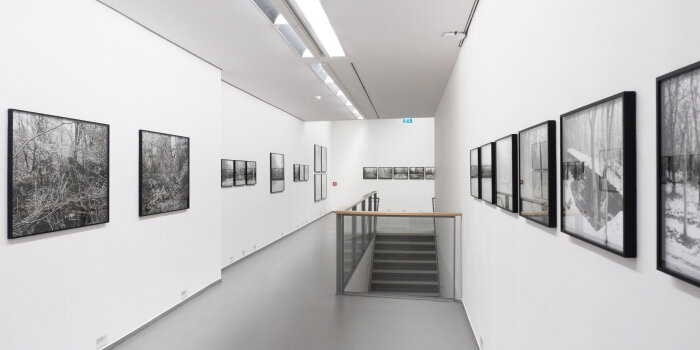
{"left": 291, "top": 0, "right": 345, "bottom": 57}
{"left": 310, "top": 63, "right": 362, "bottom": 119}
{"left": 252, "top": 0, "right": 313, "bottom": 57}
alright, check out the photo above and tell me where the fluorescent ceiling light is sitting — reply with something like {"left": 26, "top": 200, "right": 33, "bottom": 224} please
{"left": 252, "top": 0, "right": 312, "bottom": 57}
{"left": 293, "top": 0, "right": 345, "bottom": 57}
{"left": 309, "top": 63, "right": 361, "bottom": 119}
{"left": 274, "top": 14, "right": 288, "bottom": 25}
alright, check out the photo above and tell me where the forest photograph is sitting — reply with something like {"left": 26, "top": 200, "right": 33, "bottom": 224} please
{"left": 378, "top": 167, "right": 393, "bottom": 179}
{"left": 659, "top": 63, "right": 700, "bottom": 283}
{"left": 221, "top": 159, "right": 233, "bottom": 187}
{"left": 9, "top": 110, "right": 109, "bottom": 239}
{"left": 234, "top": 160, "right": 246, "bottom": 186}
{"left": 246, "top": 161, "right": 257, "bottom": 185}
{"left": 480, "top": 143, "right": 495, "bottom": 203}
{"left": 139, "top": 130, "right": 189, "bottom": 216}
{"left": 393, "top": 167, "right": 408, "bottom": 180}
{"left": 496, "top": 135, "right": 517, "bottom": 212}
{"left": 561, "top": 94, "right": 632, "bottom": 254}
{"left": 519, "top": 122, "right": 554, "bottom": 227}
{"left": 425, "top": 167, "right": 435, "bottom": 179}
{"left": 470, "top": 148, "right": 480, "bottom": 198}
{"left": 270, "top": 153, "right": 285, "bottom": 193}
{"left": 409, "top": 167, "right": 425, "bottom": 179}
{"left": 294, "top": 164, "right": 301, "bottom": 182}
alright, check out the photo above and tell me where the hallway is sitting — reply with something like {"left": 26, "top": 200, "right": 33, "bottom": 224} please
{"left": 112, "top": 214, "right": 479, "bottom": 350}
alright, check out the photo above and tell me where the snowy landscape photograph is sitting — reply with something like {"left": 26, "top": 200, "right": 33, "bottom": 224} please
{"left": 221, "top": 159, "right": 233, "bottom": 187}
{"left": 480, "top": 143, "right": 495, "bottom": 204}
{"left": 9, "top": 110, "right": 109, "bottom": 238}
{"left": 470, "top": 148, "right": 480, "bottom": 198}
{"left": 561, "top": 92, "right": 636, "bottom": 256}
{"left": 270, "top": 153, "right": 285, "bottom": 193}
{"left": 140, "top": 130, "right": 189, "bottom": 216}
{"left": 519, "top": 121, "right": 556, "bottom": 227}
{"left": 496, "top": 135, "right": 517, "bottom": 212}
{"left": 659, "top": 61, "right": 700, "bottom": 284}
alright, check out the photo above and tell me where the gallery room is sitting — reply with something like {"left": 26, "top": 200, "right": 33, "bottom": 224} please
{"left": 1, "top": 0, "right": 699, "bottom": 349}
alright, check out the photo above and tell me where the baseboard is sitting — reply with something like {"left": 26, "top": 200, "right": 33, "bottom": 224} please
{"left": 221, "top": 211, "right": 332, "bottom": 271}
{"left": 103, "top": 278, "right": 222, "bottom": 350}
{"left": 462, "top": 301, "right": 483, "bottom": 350}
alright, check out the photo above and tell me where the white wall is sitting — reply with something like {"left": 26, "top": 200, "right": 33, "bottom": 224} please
{"left": 0, "top": 1, "right": 223, "bottom": 349}
{"left": 434, "top": 0, "right": 700, "bottom": 349}
{"left": 220, "top": 83, "right": 333, "bottom": 267}
{"left": 330, "top": 118, "right": 435, "bottom": 212}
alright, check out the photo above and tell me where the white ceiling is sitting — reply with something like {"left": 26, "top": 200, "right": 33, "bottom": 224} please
{"left": 98, "top": 0, "right": 474, "bottom": 121}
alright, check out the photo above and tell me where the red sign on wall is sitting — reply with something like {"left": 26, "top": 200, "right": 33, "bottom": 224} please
{"left": 333, "top": 181, "right": 337, "bottom": 186}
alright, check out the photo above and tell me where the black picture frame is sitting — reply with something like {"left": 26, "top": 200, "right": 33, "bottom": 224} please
{"left": 363, "top": 167, "right": 378, "bottom": 179}
{"left": 221, "top": 159, "right": 234, "bottom": 188}
{"left": 139, "top": 130, "right": 190, "bottom": 217}
{"left": 321, "top": 173, "right": 327, "bottom": 199}
{"left": 246, "top": 161, "right": 257, "bottom": 185}
{"left": 657, "top": 60, "right": 700, "bottom": 287}
{"left": 425, "top": 167, "right": 435, "bottom": 180}
{"left": 234, "top": 160, "right": 246, "bottom": 187}
{"left": 470, "top": 147, "right": 481, "bottom": 199}
{"left": 409, "top": 167, "right": 425, "bottom": 180}
{"left": 270, "top": 153, "right": 285, "bottom": 193}
{"left": 8, "top": 109, "right": 110, "bottom": 239}
{"left": 560, "top": 91, "right": 636, "bottom": 257}
{"left": 480, "top": 142, "right": 496, "bottom": 204}
{"left": 393, "top": 167, "right": 408, "bottom": 180}
{"left": 294, "top": 164, "right": 301, "bottom": 182}
{"left": 378, "top": 167, "right": 393, "bottom": 179}
{"left": 314, "top": 173, "right": 322, "bottom": 202}
{"left": 321, "top": 146, "right": 328, "bottom": 173}
{"left": 518, "top": 121, "right": 556, "bottom": 227}
{"left": 314, "top": 144, "right": 322, "bottom": 172}
{"left": 495, "top": 134, "right": 518, "bottom": 212}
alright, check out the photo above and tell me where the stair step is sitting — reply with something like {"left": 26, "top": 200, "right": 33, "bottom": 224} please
{"left": 372, "top": 272, "right": 438, "bottom": 282}
{"left": 373, "top": 260, "right": 437, "bottom": 271}
{"left": 371, "top": 281, "right": 440, "bottom": 294}
{"left": 374, "top": 252, "right": 436, "bottom": 261}
{"left": 370, "top": 291, "right": 441, "bottom": 298}
{"left": 376, "top": 234, "right": 435, "bottom": 243}
{"left": 372, "top": 269, "right": 437, "bottom": 274}
{"left": 371, "top": 280, "right": 438, "bottom": 285}
{"left": 375, "top": 243, "right": 435, "bottom": 251}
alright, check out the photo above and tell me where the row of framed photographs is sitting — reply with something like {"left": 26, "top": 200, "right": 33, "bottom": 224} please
{"left": 469, "top": 59, "right": 700, "bottom": 288}
{"left": 221, "top": 159, "right": 256, "bottom": 187}
{"left": 362, "top": 167, "right": 435, "bottom": 180}
{"left": 8, "top": 109, "right": 191, "bottom": 239}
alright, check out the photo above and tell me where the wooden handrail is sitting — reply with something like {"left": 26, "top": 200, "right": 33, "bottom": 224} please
{"left": 334, "top": 211, "right": 461, "bottom": 217}
{"left": 338, "top": 191, "right": 377, "bottom": 211}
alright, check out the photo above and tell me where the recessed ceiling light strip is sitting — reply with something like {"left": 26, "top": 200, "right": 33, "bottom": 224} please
{"left": 251, "top": 0, "right": 314, "bottom": 57}
{"left": 289, "top": 0, "right": 345, "bottom": 57}
{"left": 310, "top": 63, "right": 363, "bottom": 119}
{"left": 282, "top": 0, "right": 325, "bottom": 57}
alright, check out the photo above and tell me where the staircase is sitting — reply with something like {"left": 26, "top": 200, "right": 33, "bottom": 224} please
{"left": 370, "top": 232, "right": 440, "bottom": 297}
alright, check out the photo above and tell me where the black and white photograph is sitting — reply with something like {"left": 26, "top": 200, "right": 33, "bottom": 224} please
{"left": 8, "top": 109, "right": 109, "bottom": 239}
{"left": 314, "top": 144, "right": 322, "bottom": 172}
{"left": 221, "top": 159, "right": 234, "bottom": 187}
{"left": 322, "top": 146, "right": 328, "bottom": 172}
{"left": 270, "top": 153, "right": 285, "bottom": 193}
{"left": 480, "top": 143, "right": 496, "bottom": 204}
{"left": 658, "top": 60, "right": 700, "bottom": 286}
{"left": 314, "top": 173, "right": 322, "bottom": 202}
{"left": 425, "top": 167, "right": 435, "bottom": 179}
{"left": 409, "top": 167, "right": 425, "bottom": 180}
{"left": 561, "top": 92, "right": 636, "bottom": 256}
{"left": 519, "top": 121, "right": 556, "bottom": 227}
{"left": 378, "top": 167, "right": 393, "bottom": 179}
{"left": 470, "top": 148, "right": 481, "bottom": 198}
{"left": 234, "top": 160, "right": 246, "bottom": 187}
{"left": 363, "top": 167, "right": 378, "bottom": 179}
{"left": 294, "top": 164, "right": 301, "bottom": 182}
{"left": 246, "top": 161, "right": 257, "bottom": 185}
{"left": 139, "top": 130, "right": 190, "bottom": 216}
{"left": 322, "top": 173, "right": 327, "bottom": 199}
{"left": 303, "top": 165, "right": 309, "bottom": 181}
{"left": 496, "top": 135, "right": 518, "bottom": 212}
{"left": 394, "top": 167, "right": 408, "bottom": 180}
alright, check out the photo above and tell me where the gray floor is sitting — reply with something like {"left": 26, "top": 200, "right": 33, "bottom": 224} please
{"left": 112, "top": 214, "right": 479, "bottom": 350}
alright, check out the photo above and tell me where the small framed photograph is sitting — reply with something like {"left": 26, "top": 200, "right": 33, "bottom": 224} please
{"left": 409, "top": 167, "right": 425, "bottom": 179}
{"left": 294, "top": 164, "right": 301, "bottom": 182}
{"left": 314, "top": 145, "right": 322, "bottom": 172}
{"left": 480, "top": 143, "right": 496, "bottom": 204}
{"left": 270, "top": 153, "right": 285, "bottom": 193}
{"left": 314, "top": 173, "right": 322, "bottom": 201}
{"left": 470, "top": 148, "right": 481, "bottom": 198}
{"left": 221, "top": 159, "right": 234, "bottom": 188}
{"left": 303, "top": 165, "right": 309, "bottom": 181}
{"left": 378, "top": 167, "right": 393, "bottom": 179}
{"left": 495, "top": 135, "right": 518, "bottom": 212}
{"left": 393, "top": 167, "right": 408, "bottom": 180}
{"left": 140, "top": 130, "right": 189, "bottom": 216}
{"left": 425, "top": 167, "right": 435, "bottom": 179}
{"left": 519, "top": 121, "right": 556, "bottom": 227}
{"left": 234, "top": 160, "right": 246, "bottom": 187}
{"left": 363, "top": 167, "right": 378, "bottom": 179}
{"left": 246, "top": 161, "right": 257, "bottom": 185}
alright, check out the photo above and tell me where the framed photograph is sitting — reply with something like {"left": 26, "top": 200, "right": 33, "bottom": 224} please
{"left": 363, "top": 167, "right": 378, "bottom": 179}
{"left": 658, "top": 60, "right": 700, "bottom": 286}
{"left": 470, "top": 148, "right": 481, "bottom": 198}
{"left": 270, "top": 153, "right": 285, "bottom": 193}
{"left": 314, "top": 173, "right": 322, "bottom": 202}
{"left": 561, "top": 92, "right": 636, "bottom": 257}
{"left": 409, "top": 167, "right": 425, "bottom": 180}
{"left": 519, "top": 121, "right": 556, "bottom": 227}
{"left": 294, "top": 164, "right": 301, "bottom": 182}
{"left": 221, "top": 159, "right": 234, "bottom": 187}
{"left": 496, "top": 135, "right": 518, "bottom": 212}
{"left": 322, "top": 173, "right": 327, "bottom": 199}
{"left": 139, "top": 130, "right": 190, "bottom": 216}
{"left": 378, "top": 167, "right": 393, "bottom": 179}
{"left": 425, "top": 167, "right": 435, "bottom": 179}
{"left": 322, "top": 146, "right": 328, "bottom": 173}
{"left": 480, "top": 143, "right": 496, "bottom": 204}
{"left": 303, "top": 165, "right": 309, "bottom": 181}
{"left": 8, "top": 109, "right": 109, "bottom": 239}
{"left": 393, "top": 167, "right": 408, "bottom": 180}
{"left": 234, "top": 160, "right": 246, "bottom": 187}
{"left": 314, "top": 144, "right": 322, "bottom": 172}
{"left": 246, "top": 161, "right": 257, "bottom": 185}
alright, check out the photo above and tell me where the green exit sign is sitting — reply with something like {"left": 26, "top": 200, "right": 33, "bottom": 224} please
{"left": 402, "top": 118, "right": 413, "bottom": 124}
